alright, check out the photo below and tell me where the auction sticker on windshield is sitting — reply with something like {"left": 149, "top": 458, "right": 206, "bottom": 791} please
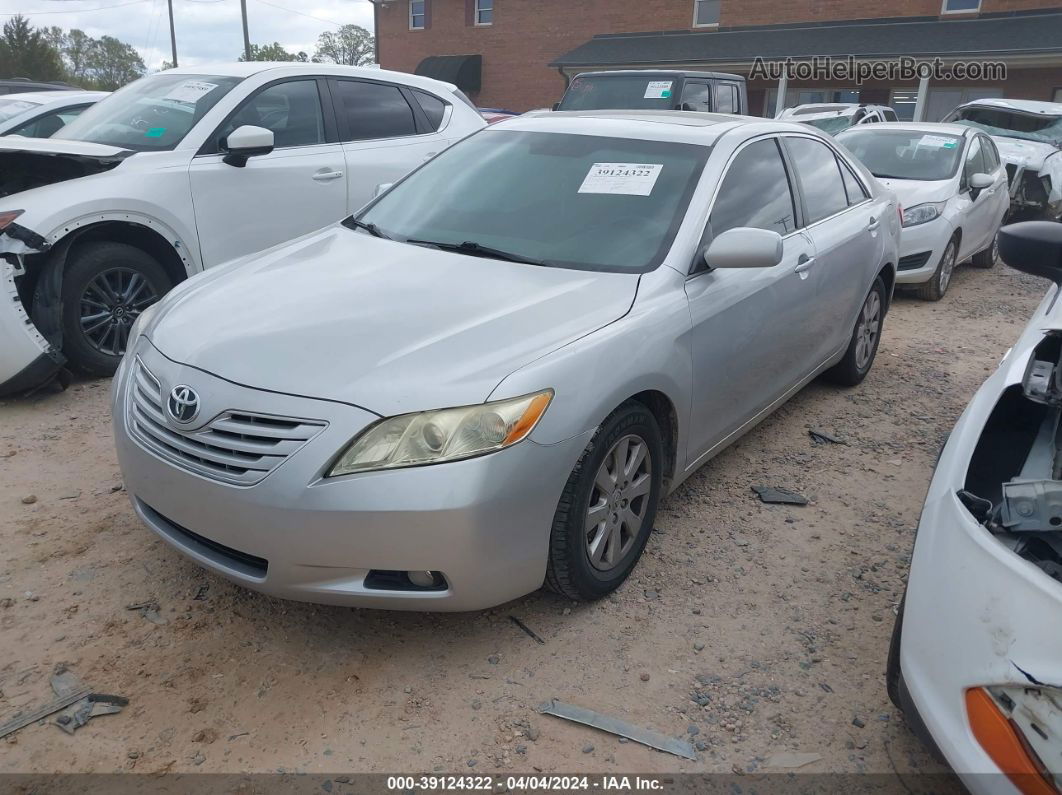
{"left": 579, "top": 163, "right": 663, "bottom": 196}
{"left": 164, "top": 80, "right": 218, "bottom": 104}
{"left": 918, "top": 134, "right": 958, "bottom": 149}
{"left": 643, "top": 81, "right": 673, "bottom": 99}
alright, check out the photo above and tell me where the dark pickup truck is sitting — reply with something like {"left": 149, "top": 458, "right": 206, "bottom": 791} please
{"left": 556, "top": 70, "right": 749, "bottom": 115}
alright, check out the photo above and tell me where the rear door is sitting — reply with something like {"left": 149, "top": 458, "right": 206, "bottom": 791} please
{"left": 782, "top": 135, "right": 881, "bottom": 364}
{"left": 189, "top": 77, "right": 348, "bottom": 267}
{"left": 714, "top": 82, "right": 739, "bottom": 114}
{"left": 684, "top": 136, "right": 818, "bottom": 462}
{"left": 329, "top": 78, "right": 448, "bottom": 213}
{"left": 680, "top": 80, "right": 713, "bottom": 112}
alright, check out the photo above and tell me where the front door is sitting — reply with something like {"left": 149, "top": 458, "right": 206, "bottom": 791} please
{"left": 189, "top": 78, "right": 348, "bottom": 267}
{"left": 684, "top": 136, "right": 819, "bottom": 463}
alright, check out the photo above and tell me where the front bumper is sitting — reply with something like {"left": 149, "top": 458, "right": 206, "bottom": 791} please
{"left": 895, "top": 217, "right": 949, "bottom": 285}
{"left": 112, "top": 341, "right": 590, "bottom": 611}
{"left": 0, "top": 259, "right": 62, "bottom": 395}
{"left": 898, "top": 327, "right": 1062, "bottom": 793}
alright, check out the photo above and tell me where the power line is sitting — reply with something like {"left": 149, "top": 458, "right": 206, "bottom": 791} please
{"left": 251, "top": 0, "right": 345, "bottom": 28}
{"left": 2, "top": 0, "right": 151, "bottom": 13}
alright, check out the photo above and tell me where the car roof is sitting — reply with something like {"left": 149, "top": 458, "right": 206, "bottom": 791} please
{"left": 162, "top": 62, "right": 460, "bottom": 93}
{"left": 956, "top": 97, "right": 1062, "bottom": 116}
{"left": 498, "top": 109, "right": 817, "bottom": 145}
{"left": 572, "top": 69, "right": 744, "bottom": 81}
{"left": 0, "top": 90, "right": 105, "bottom": 105}
{"left": 839, "top": 121, "right": 971, "bottom": 136}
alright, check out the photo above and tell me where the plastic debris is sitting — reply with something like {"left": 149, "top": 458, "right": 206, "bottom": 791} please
{"left": 537, "top": 699, "right": 696, "bottom": 760}
{"left": 751, "top": 485, "right": 809, "bottom": 505}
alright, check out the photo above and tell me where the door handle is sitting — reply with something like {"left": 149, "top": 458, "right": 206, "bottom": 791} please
{"left": 867, "top": 216, "right": 880, "bottom": 231}
{"left": 312, "top": 170, "right": 344, "bottom": 182}
{"left": 795, "top": 254, "right": 815, "bottom": 273}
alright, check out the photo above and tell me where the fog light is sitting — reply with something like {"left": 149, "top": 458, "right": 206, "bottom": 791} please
{"left": 408, "top": 570, "right": 440, "bottom": 588}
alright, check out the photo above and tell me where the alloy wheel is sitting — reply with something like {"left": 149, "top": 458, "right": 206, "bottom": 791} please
{"left": 79, "top": 267, "right": 158, "bottom": 356}
{"left": 585, "top": 434, "right": 652, "bottom": 572}
{"left": 938, "top": 242, "right": 958, "bottom": 294}
{"left": 854, "top": 290, "right": 882, "bottom": 372}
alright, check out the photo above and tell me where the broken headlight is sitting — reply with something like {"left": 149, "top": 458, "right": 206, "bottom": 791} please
{"left": 0, "top": 210, "right": 24, "bottom": 231}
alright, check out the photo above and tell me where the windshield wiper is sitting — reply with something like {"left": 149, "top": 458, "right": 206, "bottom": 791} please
{"left": 342, "top": 217, "right": 390, "bottom": 239}
{"left": 405, "top": 239, "right": 550, "bottom": 267}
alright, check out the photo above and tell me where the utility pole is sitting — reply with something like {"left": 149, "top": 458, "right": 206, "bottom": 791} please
{"left": 167, "top": 0, "right": 178, "bottom": 67}
{"left": 240, "top": 0, "right": 252, "bottom": 62}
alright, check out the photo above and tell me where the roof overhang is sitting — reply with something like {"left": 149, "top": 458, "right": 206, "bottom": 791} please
{"left": 415, "top": 54, "right": 482, "bottom": 93}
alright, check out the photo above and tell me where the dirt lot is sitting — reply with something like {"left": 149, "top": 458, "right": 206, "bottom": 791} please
{"left": 0, "top": 260, "right": 1046, "bottom": 780}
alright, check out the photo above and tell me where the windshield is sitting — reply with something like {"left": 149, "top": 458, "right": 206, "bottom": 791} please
{"left": 54, "top": 73, "right": 242, "bottom": 151}
{"left": 355, "top": 130, "right": 710, "bottom": 272}
{"left": 947, "top": 106, "right": 1062, "bottom": 146}
{"left": 558, "top": 76, "right": 679, "bottom": 111}
{"left": 837, "top": 129, "right": 964, "bottom": 181}
{"left": 0, "top": 99, "right": 39, "bottom": 123}
{"left": 803, "top": 115, "right": 854, "bottom": 135}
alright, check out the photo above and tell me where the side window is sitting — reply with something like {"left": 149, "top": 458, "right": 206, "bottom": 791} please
{"left": 221, "top": 80, "right": 325, "bottom": 149}
{"left": 10, "top": 106, "right": 86, "bottom": 138}
{"left": 715, "top": 84, "right": 737, "bottom": 114}
{"left": 840, "top": 161, "right": 869, "bottom": 206}
{"left": 681, "top": 81, "right": 712, "bottom": 111}
{"left": 980, "top": 135, "right": 1000, "bottom": 172}
{"left": 411, "top": 88, "right": 447, "bottom": 131}
{"left": 964, "top": 135, "right": 986, "bottom": 185}
{"left": 786, "top": 137, "right": 850, "bottom": 223}
{"left": 333, "top": 80, "right": 418, "bottom": 141}
{"left": 883, "top": 108, "right": 898, "bottom": 122}
{"left": 709, "top": 138, "right": 797, "bottom": 238}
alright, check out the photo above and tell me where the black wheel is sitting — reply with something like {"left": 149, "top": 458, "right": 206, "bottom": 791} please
{"left": 823, "top": 276, "right": 886, "bottom": 387}
{"left": 886, "top": 591, "right": 906, "bottom": 709}
{"left": 545, "top": 401, "right": 664, "bottom": 601}
{"left": 913, "top": 237, "right": 958, "bottom": 302}
{"left": 971, "top": 230, "right": 999, "bottom": 269}
{"left": 60, "top": 242, "right": 171, "bottom": 376}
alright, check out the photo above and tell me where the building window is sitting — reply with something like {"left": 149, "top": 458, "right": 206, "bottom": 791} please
{"left": 941, "top": 0, "right": 980, "bottom": 13}
{"left": 410, "top": 0, "right": 426, "bottom": 30}
{"left": 1054, "top": 88, "right": 1062, "bottom": 104}
{"left": 694, "top": 0, "right": 720, "bottom": 27}
{"left": 475, "top": 0, "right": 493, "bottom": 25}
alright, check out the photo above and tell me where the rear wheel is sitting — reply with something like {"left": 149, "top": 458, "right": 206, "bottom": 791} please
{"left": 823, "top": 277, "right": 886, "bottom": 387}
{"left": 971, "top": 231, "right": 998, "bottom": 269}
{"left": 913, "top": 237, "right": 958, "bottom": 301}
{"left": 545, "top": 401, "right": 663, "bottom": 601}
{"left": 60, "top": 242, "right": 171, "bottom": 376}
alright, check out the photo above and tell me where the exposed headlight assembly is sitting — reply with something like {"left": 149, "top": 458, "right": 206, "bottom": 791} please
{"left": 901, "top": 201, "right": 945, "bottom": 228}
{"left": 0, "top": 210, "right": 24, "bottom": 231}
{"left": 126, "top": 301, "right": 159, "bottom": 354}
{"left": 328, "top": 390, "right": 553, "bottom": 476}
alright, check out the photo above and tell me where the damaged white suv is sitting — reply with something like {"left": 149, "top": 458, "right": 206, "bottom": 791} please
{"left": 945, "top": 98, "right": 1062, "bottom": 223}
{"left": 0, "top": 63, "right": 484, "bottom": 394}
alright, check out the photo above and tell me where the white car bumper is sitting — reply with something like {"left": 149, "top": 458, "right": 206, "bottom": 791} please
{"left": 897, "top": 289, "right": 1062, "bottom": 793}
{"left": 896, "top": 216, "right": 951, "bottom": 285}
{"left": 0, "top": 259, "right": 62, "bottom": 394}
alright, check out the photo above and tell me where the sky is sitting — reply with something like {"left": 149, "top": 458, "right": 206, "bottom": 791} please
{"left": 0, "top": 0, "right": 376, "bottom": 70}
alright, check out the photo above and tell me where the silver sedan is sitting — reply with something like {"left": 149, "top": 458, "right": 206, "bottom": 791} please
{"left": 112, "top": 110, "right": 900, "bottom": 610}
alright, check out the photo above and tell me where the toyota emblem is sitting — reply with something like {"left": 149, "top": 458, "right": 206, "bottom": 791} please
{"left": 167, "top": 385, "right": 200, "bottom": 424}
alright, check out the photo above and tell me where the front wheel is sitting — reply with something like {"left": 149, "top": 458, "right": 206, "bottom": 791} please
{"left": 913, "top": 237, "right": 958, "bottom": 302}
{"left": 60, "top": 242, "right": 171, "bottom": 376}
{"left": 545, "top": 401, "right": 664, "bottom": 601}
{"left": 823, "top": 276, "right": 886, "bottom": 387}
{"left": 971, "top": 231, "right": 998, "bottom": 269}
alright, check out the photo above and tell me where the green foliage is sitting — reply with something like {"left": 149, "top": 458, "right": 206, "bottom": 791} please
{"left": 238, "top": 42, "right": 310, "bottom": 63}
{"left": 314, "top": 24, "right": 374, "bottom": 67}
{"left": 0, "top": 15, "right": 65, "bottom": 83}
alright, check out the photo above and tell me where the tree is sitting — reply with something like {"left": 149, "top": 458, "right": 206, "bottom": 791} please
{"left": 0, "top": 15, "right": 64, "bottom": 82}
{"left": 87, "top": 35, "right": 145, "bottom": 90}
{"left": 239, "top": 42, "right": 303, "bottom": 62}
{"left": 63, "top": 29, "right": 95, "bottom": 82}
{"left": 313, "top": 24, "right": 374, "bottom": 66}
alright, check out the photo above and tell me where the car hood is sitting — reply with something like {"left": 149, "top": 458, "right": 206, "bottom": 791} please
{"left": 0, "top": 135, "right": 131, "bottom": 158}
{"left": 876, "top": 177, "right": 953, "bottom": 205}
{"left": 991, "top": 137, "right": 1058, "bottom": 170}
{"left": 148, "top": 226, "right": 639, "bottom": 416}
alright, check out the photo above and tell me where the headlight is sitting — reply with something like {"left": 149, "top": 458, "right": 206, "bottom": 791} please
{"left": 126, "top": 302, "right": 158, "bottom": 354}
{"left": 328, "top": 390, "right": 553, "bottom": 476}
{"left": 0, "top": 210, "right": 24, "bottom": 231}
{"left": 901, "top": 202, "right": 945, "bottom": 228}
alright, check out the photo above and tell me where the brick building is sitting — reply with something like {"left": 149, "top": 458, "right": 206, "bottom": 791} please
{"left": 371, "top": 0, "right": 1062, "bottom": 118}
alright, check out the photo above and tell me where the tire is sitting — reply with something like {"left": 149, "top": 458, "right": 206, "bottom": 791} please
{"left": 60, "top": 242, "right": 171, "bottom": 376}
{"left": 971, "top": 230, "right": 999, "bottom": 269}
{"left": 886, "top": 591, "right": 906, "bottom": 709}
{"left": 545, "top": 401, "right": 664, "bottom": 601}
{"left": 913, "top": 237, "right": 958, "bottom": 302}
{"left": 823, "top": 276, "right": 887, "bottom": 387}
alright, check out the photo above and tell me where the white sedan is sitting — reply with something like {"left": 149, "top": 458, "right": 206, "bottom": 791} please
{"left": 838, "top": 122, "right": 1010, "bottom": 300}
{"left": 0, "top": 90, "right": 106, "bottom": 137}
{"left": 889, "top": 220, "right": 1062, "bottom": 794}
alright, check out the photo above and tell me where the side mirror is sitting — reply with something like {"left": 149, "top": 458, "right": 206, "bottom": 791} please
{"left": 970, "top": 172, "right": 994, "bottom": 191}
{"left": 222, "top": 125, "right": 274, "bottom": 168}
{"left": 999, "top": 221, "right": 1062, "bottom": 285}
{"left": 704, "top": 227, "right": 784, "bottom": 270}
{"left": 373, "top": 182, "right": 394, "bottom": 198}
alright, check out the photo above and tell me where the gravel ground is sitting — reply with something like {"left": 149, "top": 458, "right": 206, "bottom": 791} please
{"left": 0, "top": 259, "right": 1046, "bottom": 781}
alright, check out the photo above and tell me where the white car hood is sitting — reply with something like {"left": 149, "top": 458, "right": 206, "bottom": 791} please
{"left": 992, "top": 137, "right": 1057, "bottom": 170}
{"left": 147, "top": 226, "right": 639, "bottom": 416}
{"left": 877, "top": 178, "right": 953, "bottom": 206}
{"left": 0, "top": 135, "right": 131, "bottom": 158}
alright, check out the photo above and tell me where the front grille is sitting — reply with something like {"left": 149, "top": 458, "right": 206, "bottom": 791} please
{"left": 127, "top": 358, "right": 326, "bottom": 486}
{"left": 898, "top": 251, "right": 933, "bottom": 271}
